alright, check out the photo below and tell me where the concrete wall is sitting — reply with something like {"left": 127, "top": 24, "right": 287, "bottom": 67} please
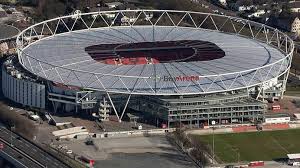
{"left": 2, "top": 67, "right": 46, "bottom": 109}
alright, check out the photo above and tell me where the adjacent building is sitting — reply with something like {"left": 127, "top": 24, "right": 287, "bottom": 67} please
{"left": 291, "top": 16, "right": 300, "bottom": 35}
{"left": 0, "top": 7, "right": 7, "bottom": 18}
{"left": 129, "top": 92, "right": 266, "bottom": 128}
{"left": 273, "top": 15, "right": 300, "bottom": 36}
{"left": 289, "top": 1, "right": 300, "bottom": 13}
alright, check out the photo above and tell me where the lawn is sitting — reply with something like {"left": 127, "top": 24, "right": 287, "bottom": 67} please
{"left": 191, "top": 129, "right": 300, "bottom": 163}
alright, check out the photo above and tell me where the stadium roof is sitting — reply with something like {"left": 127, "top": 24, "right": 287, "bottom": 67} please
{"left": 17, "top": 10, "right": 293, "bottom": 95}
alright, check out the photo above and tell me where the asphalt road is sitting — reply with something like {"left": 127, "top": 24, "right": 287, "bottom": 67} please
{"left": 0, "top": 138, "right": 42, "bottom": 168}
{"left": 0, "top": 127, "right": 70, "bottom": 168}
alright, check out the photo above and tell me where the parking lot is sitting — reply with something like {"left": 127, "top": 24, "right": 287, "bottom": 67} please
{"left": 56, "top": 135, "right": 197, "bottom": 168}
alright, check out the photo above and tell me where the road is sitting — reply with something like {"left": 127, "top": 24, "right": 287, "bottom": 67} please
{"left": 0, "top": 127, "right": 70, "bottom": 168}
{"left": 0, "top": 138, "right": 42, "bottom": 168}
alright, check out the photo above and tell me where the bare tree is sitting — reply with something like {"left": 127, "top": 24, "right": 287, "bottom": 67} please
{"left": 0, "top": 102, "right": 37, "bottom": 139}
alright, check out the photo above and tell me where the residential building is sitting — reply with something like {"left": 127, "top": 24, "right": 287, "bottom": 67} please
{"left": 291, "top": 17, "right": 300, "bottom": 35}
{"left": 219, "top": 0, "right": 227, "bottom": 6}
{"left": 289, "top": 1, "right": 300, "bottom": 12}
{"left": 0, "top": 7, "right": 7, "bottom": 18}
{"left": 248, "top": 9, "right": 267, "bottom": 18}
{"left": 271, "top": 15, "right": 300, "bottom": 36}
{"left": 105, "top": 2, "right": 123, "bottom": 9}
{"left": 234, "top": 4, "right": 255, "bottom": 12}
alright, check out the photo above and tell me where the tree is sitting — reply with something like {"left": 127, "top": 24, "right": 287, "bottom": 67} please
{"left": 17, "top": 0, "right": 39, "bottom": 6}
{"left": 281, "top": 0, "right": 291, "bottom": 15}
{"left": 236, "top": 0, "right": 253, "bottom": 6}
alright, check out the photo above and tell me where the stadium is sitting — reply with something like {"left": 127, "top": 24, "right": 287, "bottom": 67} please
{"left": 2, "top": 10, "right": 294, "bottom": 128}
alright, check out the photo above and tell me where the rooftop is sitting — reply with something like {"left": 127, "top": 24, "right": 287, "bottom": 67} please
{"left": 287, "top": 153, "right": 300, "bottom": 159}
{"left": 289, "top": 1, "right": 300, "bottom": 8}
{"left": 105, "top": 2, "right": 123, "bottom": 7}
{"left": 21, "top": 26, "right": 287, "bottom": 95}
{"left": 166, "top": 98, "right": 265, "bottom": 111}
{"left": 0, "top": 24, "right": 20, "bottom": 41}
{"left": 17, "top": 10, "right": 291, "bottom": 95}
{"left": 0, "top": 7, "right": 7, "bottom": 18}
{"left": 159, "top": 92, "right": 249, "bottom": 103}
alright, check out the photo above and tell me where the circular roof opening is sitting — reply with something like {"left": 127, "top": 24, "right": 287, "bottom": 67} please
{"left": 85, "top": 40, "right": 225, "bottom": 65}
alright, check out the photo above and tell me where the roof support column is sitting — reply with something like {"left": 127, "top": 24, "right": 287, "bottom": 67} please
{"left": 281, "top": 69, "right": 290, "bottom": 99}
{"left": 256, "top": 84, "right": 263, "bottom": 100}
{"left": 120, "top": 94, "right": 132, "bottom": 122}
{"left": 106, "top": 92, "right": 121, "bottom": 122}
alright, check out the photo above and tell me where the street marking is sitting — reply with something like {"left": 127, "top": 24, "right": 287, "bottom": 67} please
{"left": 0, "top": 137, "right": 45, "bottom": 167}
{"left": 0, "top": 149, "right": 30, "bottom": 168}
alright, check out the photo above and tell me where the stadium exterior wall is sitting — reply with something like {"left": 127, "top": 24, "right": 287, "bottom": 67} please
{"left": 1, "top": 65, "right": 46, "bottom": 109}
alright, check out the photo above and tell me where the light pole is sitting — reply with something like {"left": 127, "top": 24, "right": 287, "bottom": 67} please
{"left": 211, "top": 120, "right": 216, "bottom": 164}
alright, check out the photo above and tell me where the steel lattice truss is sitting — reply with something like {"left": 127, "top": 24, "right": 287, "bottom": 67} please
{"left": 16, "top": 10, "right": 294, "bottom": 95}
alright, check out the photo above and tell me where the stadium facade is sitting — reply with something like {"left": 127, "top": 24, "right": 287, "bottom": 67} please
{"left": 1, "top": 10, "right": 294, "bottom": 128}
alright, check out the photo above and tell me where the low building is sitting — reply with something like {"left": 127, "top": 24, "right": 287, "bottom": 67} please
{"left": 105, "top": 2, "right": 123, "bottom": 9}
{"left": 121, "top": 14, "right": 136, "bottom": 24}
{"left": 248, "top": 10, "right": 266, "bottom": 18}
{"left": 90, "top": 7, "right": 116, "bottom": 19}
{"left": 287, "top": 153, "right": 300, "bottom": 166}
{"left": 294, "top": 113, "right": 300, "bottom": 120}
{"left": 271, "top": 14, "right": 300, "bottom": 36}
{"left": 264, "top": 114, "right": 290, "bottom": 124}
{"left": 129, "top": 92, "right": 266, "bottom": 128}
{"left": 0, "top": 7, "right": 7, "bottom": 18}
{"left": 0, "top": 0, "right": 17, "bottom": 4}
{"left": 289, "top": 1, "right": 300, "bottom": 13}
{"left": 234, "top": 4, "right": 255, "bottom": 12}
{"left": 2, "top": 58, "right": 46, "bottom": 109}
{"left": 0, "top": 42, "right": 9, "bottom": 54}
{"left": 218, "top": 0, "right": 227, "bottom": 6}
{"left": 291, "top": 17, "right": 300, "bottom": 35}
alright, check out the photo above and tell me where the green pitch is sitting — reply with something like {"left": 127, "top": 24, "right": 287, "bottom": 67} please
{"left": 191, "top": 129, "right": 300, "bottom": 163}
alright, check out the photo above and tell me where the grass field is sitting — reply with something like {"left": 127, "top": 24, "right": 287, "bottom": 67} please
{"left": 191, "top": 129, "right": 300, "bottom": 163}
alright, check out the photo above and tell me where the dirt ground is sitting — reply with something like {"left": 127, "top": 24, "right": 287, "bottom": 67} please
{"left": 51, "top": 114, "right": 158, "bottom": 133}
{"left": 267, "top": 97, "right": 300, "bottom": 115}
{"left": 0, "top": 100, "right": 38, "bottom": 139}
